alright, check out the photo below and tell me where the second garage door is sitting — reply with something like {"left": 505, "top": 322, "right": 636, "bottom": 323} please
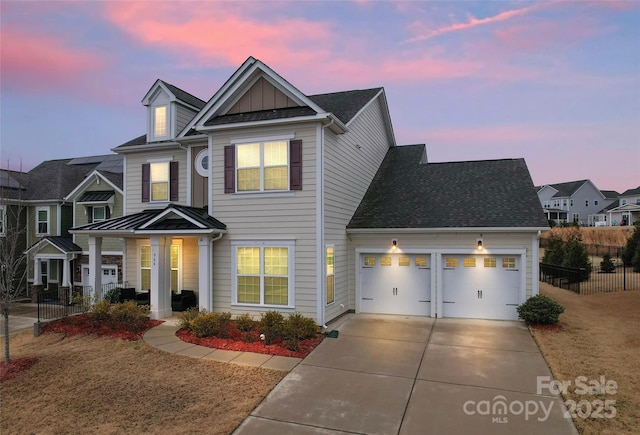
{"left": 441, "top": 255, "right": 521, "bottom": 320}
{"left": 360, "top": 254, "right": 431, "bottom": 316}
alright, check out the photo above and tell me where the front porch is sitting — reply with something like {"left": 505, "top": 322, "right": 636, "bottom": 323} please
{"left": 71, "top": 204, "right": 226, "bottom": 319}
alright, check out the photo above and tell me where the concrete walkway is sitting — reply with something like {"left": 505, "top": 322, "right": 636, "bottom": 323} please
{"left": 233, "top": 314, "right": 579, "bottom": 435}
{"left": 142, "top": 318, "right": 302, "bottom": 372}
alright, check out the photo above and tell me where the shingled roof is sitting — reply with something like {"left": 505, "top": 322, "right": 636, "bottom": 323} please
{"left": 308, "top": 88, "right": 382, "bottom": 125}
{"left": 160, "top": 80, "right": 206, "bottom": 109}
{"left": 21, "top": 159, "right": 99, "bottom": 201}
{"left": 347, "top": 145, "right": 549, "bottom": 229}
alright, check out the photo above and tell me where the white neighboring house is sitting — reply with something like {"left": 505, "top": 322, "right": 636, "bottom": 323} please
{"left": 607, "top": 187, "right": 640, "bottom": 226}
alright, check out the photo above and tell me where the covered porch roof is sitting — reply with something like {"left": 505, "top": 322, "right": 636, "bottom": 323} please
{"left": 69, "top": 204, "right": 226, "bottom": 237}
{"left": 26, "top": 236, "right": 83, "bottom": 256}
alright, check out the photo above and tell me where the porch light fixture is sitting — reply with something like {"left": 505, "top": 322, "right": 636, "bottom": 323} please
{"left": 392, "top": 239, "right": 398, "bottom": 251}
{"left": 477, "top": 238, "right": 483, "bottom": 250}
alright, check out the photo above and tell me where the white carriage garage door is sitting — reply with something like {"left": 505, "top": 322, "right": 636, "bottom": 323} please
{"left": 360, "top": 254, "right": 431, "bottom": 316}
{"left": 441, "top": 255, "right": 521, "bottom": 321}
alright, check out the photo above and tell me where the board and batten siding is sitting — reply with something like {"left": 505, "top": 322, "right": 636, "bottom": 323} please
{"left": 125, "top": 148, "right": 188, "bottom": 214}
{"left": 347, "top": 231, "right": 538, "bottom": 310}
{"left": 323, "top": 96, "right": 393, "bottom": 322}
{"left": 209, "top": 123, "right": 319, "bottom": 320}
{"left": 191, "top": 145, "right": 208, "bottom": 208}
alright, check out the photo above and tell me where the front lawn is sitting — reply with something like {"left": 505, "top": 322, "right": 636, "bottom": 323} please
{"left": 532, "top": 283, "right": 640, "bottom": 435}
{"left": 0, "top": 329, "right": 284, "bottom": 434}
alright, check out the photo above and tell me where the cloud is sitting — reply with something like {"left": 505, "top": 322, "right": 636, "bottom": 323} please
{"left": 404, "top": 3, "right": 546, "bottom": 44}
{"left": 0, "top": 28, "right": 105, "bottom": 94}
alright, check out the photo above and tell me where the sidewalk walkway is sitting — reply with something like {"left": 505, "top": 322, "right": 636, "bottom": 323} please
{"left": 142, "top": 318, "right": 302, "bottom": 372}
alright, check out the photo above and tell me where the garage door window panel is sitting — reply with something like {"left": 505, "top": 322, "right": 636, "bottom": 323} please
{"left": 399, "top": 256, "right": 410, "bottom": 266}
{"left": 464, "top": 258, "right": 476, "bottom": 267}
{"left": 380, "top": 257, "right": 391, "bottom": 266}
{"left": 503, "top": 258, "right": 516, "bottom": 268}
{"left": 445, "top": 257, "right": 458, "bottom": 268}
{"left": 364, "top": 256, "right": 376, "bottom": 267}
{"left": 484, "top": 258, "right": 496, "bottom": 268}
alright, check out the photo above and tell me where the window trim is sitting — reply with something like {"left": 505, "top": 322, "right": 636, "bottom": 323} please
{"left": 36, "top": 206, "right": 49, "bottom": 236}
{"left": 92, "top": 206, "right": 107, "bottom": 223}
{"left": 326, "top": 245, "right": 335, "bottom": 305}
{"left": 231, "top": 240, "right": 295, "bottom": 309}
{"left": 152, "top": 104, "right": 169, "bottom": 140}
{"left": 236, "top": 141, "right": 289, "bottom": 192}
{"left": 139, "top": 240, "right": 182, "bottom": 292}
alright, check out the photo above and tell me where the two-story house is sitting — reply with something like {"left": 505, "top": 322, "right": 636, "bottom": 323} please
{"left": 71, "top": 56, "right": 548, "bottom": 323}
{"left": 537, "top": 179, "right": 616, "bottom": 226}
{"left": 607, "top": 186, "right": 640, "bottom": 226}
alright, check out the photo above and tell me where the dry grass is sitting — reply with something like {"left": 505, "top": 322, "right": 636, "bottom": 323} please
{"left": 0, "top": 331, "right": 285, "bottom": 434}
{"left": 540, "top": 227, "right": 633, "bottom": 248}
{"left": 532, "top": 283, "right": 640, "bottom": 435}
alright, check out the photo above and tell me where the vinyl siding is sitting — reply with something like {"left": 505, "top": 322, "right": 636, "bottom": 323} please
{"left": 347, "top": 231, "right": 538, "bottom": 310}
{"left": 210, "top": 123, "right": 319, "bottom": 320}
{"left": 125, "top": 148, "right": 188, "bottom": 214}
{"left": 323, "top": 96, "right": 392, "bottom": 322}
{"left": 27, "top": 204, "right": 57, "bottom": 243}
{"left": 176, "top": 104, "right": 197, "bottom": 134}
{"left": 73, "top": 179, "right": 124, "bottom": 253}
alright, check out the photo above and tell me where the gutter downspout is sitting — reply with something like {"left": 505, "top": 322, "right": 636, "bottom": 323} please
{"left": 317, "top": 119, "right": 334, "bottom": 329}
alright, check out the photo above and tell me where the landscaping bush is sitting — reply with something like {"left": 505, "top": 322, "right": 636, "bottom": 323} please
{"left": 177, "top": 307, "right": 201, "bottom": 329}
{"left": 282, "top": 313, "right": 318, "bottom": 351}
{"left": 543, "top": 233, "right": 565, "bottom": 265}
{"left": 517, "top": 295, "right": 565, "bottom": 325}
{"left": 110, "top": 301, "right": 150, "bottom": 331}
{"left": 600, "top": 253, "right": 616, "bottom": 273}
{"left": 91, "top": 299, "right": 112, "bottom": 322}
{"left": 103, "top": 287, "right": 121, "bottom": 303}
{"left": 259, "top": 311, "right": 284, "bottom": 345}
{"left": 562, "top": 230, "right": 591, "bottom": 281}
{"left": 622, "top": 222, "right": 640, "bottom": 272}
{"left": 189, "top": 311, "right": 232, "bottom": 338}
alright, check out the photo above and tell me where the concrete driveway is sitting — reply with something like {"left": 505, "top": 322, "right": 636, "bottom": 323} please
{"left": 234, "top": 314, "right": 578, "bottom": 435}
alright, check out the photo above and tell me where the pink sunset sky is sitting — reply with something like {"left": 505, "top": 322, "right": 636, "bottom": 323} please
{"left": 1, "top": 1, "right": 638, "bottom": 193}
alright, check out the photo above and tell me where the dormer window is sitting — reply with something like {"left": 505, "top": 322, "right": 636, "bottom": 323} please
{"left": 153, "top": 105, "right": 168, "bottom": 139}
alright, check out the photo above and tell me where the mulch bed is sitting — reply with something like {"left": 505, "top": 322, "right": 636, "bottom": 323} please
{"left": 176, "top": 325, "right": 324, "bottom": 358}
{"left": 41, "top": 314, "right": 163, "bottom": 341}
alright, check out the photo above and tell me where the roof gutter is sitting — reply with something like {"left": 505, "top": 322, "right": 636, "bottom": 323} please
{"left": 195, "top": 113, "right": 348, "bottom": 135}
{"left": 346, "top": 226, "right": 551, "bottom": 234}
{"left": 112, "top": 141, "right": 183, "bottom": 154}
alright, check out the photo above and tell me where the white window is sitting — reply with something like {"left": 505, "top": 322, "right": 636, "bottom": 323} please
{"left": 572, "top": 213, "right": 580, "bottom": 223}
{"left": 585, "top": 200, "right": 589, "bottom": 207}
{"left": 154, "top": 105, "right": 167, "bottom": 138}
{"left": 0, "top": 205, "right": 5, "bottom": 236}
{"left": 543, "top": 201, "right": 549, "bottom": 208}
{"left": 326, "top": 245, "right": 334, "bottom": 305}
{"left": 232, "top": 241, "right": 294, "bottom": 307}
{"left": 570, "top": 199, "right": 574, "bottom": 206}
{"left": 140, "top": 245, "right": 151, "bottom": 290}
{"left": 237, "top": 141, "right": 288, "bottom": 192}
{"left": 93, "top": 206, "right": 106, "bottom": 223}
{"left": 140, "top": 242, "right": 181, "bottom": 291}
{"left": 36, "top": 207, "right": 49, "bottom": 235}
{"left": 150, "top": 162, "right": 169, "bottom": 202}
{"left": 621, "top": 199, "right": 627, "bottom": 205}
{"left": 195, "top": 149, "right": 209, "bottom": 177}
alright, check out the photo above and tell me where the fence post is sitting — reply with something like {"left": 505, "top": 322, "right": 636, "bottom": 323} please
{"left": 623, "top": 262, "right": 627, "bottom": 291}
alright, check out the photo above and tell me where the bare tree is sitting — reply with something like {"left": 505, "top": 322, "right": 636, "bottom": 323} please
{"left": 1, "top": 168, "right": 29, "bottom": 364}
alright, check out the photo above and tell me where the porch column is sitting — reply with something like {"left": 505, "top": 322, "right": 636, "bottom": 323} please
{"left": 33, "top": 258, "right": 42, "bottom": 285}
{"left": 88, "top": 236, "right": 103, "bottom": 303}
{"left": 198, "top": 236, "right": 212, "bottom": 312}
{"left": 62, "top": 257, "right": 71, "bottom": 288}
{"left": 150, "top": 235, "right": 171, "bottom": 319}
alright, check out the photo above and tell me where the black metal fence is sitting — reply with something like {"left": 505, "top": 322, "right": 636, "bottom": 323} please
{"left": 540, "top": 262, "right": 640, "bottom": 295}
{"left": 36, "top": 282, "right": 129, "bottom": 323}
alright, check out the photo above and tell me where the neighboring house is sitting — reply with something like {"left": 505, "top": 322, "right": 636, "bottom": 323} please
{"left": 0, "top": 169, "right": 29, "bottom": 296}
{"left": 536, "top": 180, "right": 615, "bottom": 226}
{"left": 607, "top": 186, "right": 640, "bottom": 226}
{"left": 590, "top": 190, "right": 620, "bottom": 226}
{"left": 13, "top": 155, "right": 125, "bottom": 299}
{"left": 71, "top": 56, "right": 547, "bottom": 323}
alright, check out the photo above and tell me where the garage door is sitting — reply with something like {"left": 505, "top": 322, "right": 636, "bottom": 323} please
{"left": 360, "top": 254, "right": 431, "bottom": 316}
{"left": 442, "top": 255, "right": 521, "bottom": 320}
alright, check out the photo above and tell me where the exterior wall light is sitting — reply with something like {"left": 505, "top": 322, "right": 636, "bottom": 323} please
{"left": 477, "top": 238, "right": 483, "bottom": 250}
{"left": 392, "top": 239, "right": 398, "bottom": 251}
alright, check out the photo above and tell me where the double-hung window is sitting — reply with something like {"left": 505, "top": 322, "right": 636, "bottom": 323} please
{"left": 36, "top": 207, "right": 49, "bottom": 235}
{"left": 237, "top": 141, "right": 288, "bottom": 191}
{"left": 224, "top": 139, "right": 302, "bottom": 193}
{"left": 142, "top": 160, "right": 178, "bottom": 203}
{"left": 153, "top": 105, "right": 167, "bottom": 138}
{"left": 92, "top": 206, "right": 107, "bottom": 223}
{"left": 233, "top": 241, "right": 294, "bottom": 307}
{"left": 140, "top": 242, "right": 181, "bottom": 291}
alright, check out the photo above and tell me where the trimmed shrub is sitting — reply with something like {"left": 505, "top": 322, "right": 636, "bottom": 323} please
{"left": 235, "top": 313, "right": 256, "bottom": 332}
{"left": 110, "top": 301, "right": 150, "bottom": 331}
{"left": 259, "top": 311, "right": 284, "bottom": 345}
{"left": 177, "top": 307, "right": 201, "bottom": 329}
{"left": 517, "top": 295, "right": 565, "bottom": 325}
{"left": 91, "top": 299, "right": 112, "bottom": 322}
{"left": 189, "top": 311, "right": 232, "bottom": 338}
{"left": 600, "top": 254, "right": 616, "bottom": 273}
{"left": 282, "top": 313, "right": 318, "bottom": 352}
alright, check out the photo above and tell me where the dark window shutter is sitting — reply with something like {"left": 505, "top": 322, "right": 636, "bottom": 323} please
{"left": 290, "top": 139, "right": 302, "bottom": 190}
{"left": 142, "top": 163, "right": 150, "bottom": 202}
{"left": 87, "top": 207, "right": 93, "bottom": 224}
{"left": 170, "top": 161, "right": 179, "bottom": 201}
{"left": 106, "top": 207, "right": 111, "bottom": 220}
{"left": 224, "top": 145, "right": 235, "bottom": 193}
